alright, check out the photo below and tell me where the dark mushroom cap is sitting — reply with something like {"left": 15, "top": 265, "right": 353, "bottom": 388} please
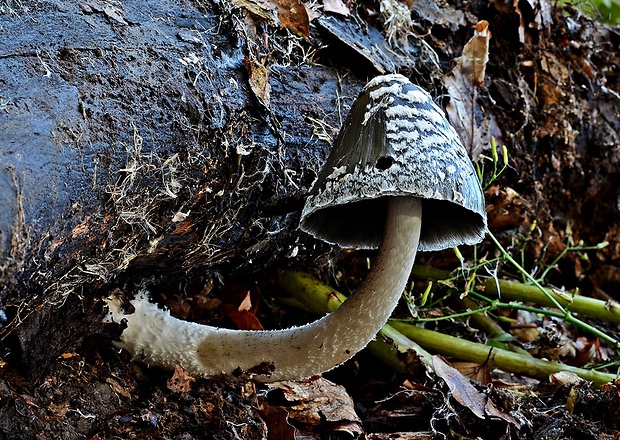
{"left": 300, "top": 74, "right": 487, "bottom": 251}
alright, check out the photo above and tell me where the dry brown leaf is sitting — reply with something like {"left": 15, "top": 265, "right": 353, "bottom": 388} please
{"left": 434, "top": 356, "right": 520, "bottom": 426}
{"left": 244, "top": 58, "right": 271, "bottom": 108}
{"left": 277, "top": 0, "right": 310, "bottom": 37}
{"left": 433, "top": 355, "right": 487, "bottom": 419}
{"left": 219, "top": 284, "right": 264, "bottom": 330}
{"left": 229, "top": 0, "right": 310, "bottom": 37}
{"left": 510, "top": 324, "right": 540, "bottom": 343}
{"left": 538, "top": 53, "right": 569, "bottom": 106}
{"left": 465, "top": 20, "right": 491, "bottom": 87}
{"left": 238, "top": 290, "right": 253, "bottom": 312}
{"left": 323, "top": 0, "right": 350, "bottom": 16}
{"left": 485, "top": 185, "right": 528, "bottom": 231}
{"left": 258, "top": 406, "right": 296, "bottom": 440}
{"left": 550, "top": 371, "right": 583, "bottom": 386}
{"left": 223, "top": 304, "right": 265, "bottom": 330}
{"left": 106, "top": 377, "right": 132, "bottom": 399}
{"left": 229, "top": 0, "right": 277, "bottom": 22}
{"left": 59, "top": 352, "right": 79, "bottom": 359}
{"left": 444, "top": 20, "right": 502, "bottom": 159}
{"left": 565, "top": 386, "right": 580, "bottom": 414}
{"left": 451, "top": 361, "right": 493, "bottom": 385}
{"left": 42, "top": 401, "right": 70, "bottom": 422}
{"left": 262, "top": 377, "right": 363, "bottom": 437}
{"left": 483, "top": 391, "right": 521, "bottom": 427}
{"left": 570, "top": 337, "right": 600, "bottom": 367}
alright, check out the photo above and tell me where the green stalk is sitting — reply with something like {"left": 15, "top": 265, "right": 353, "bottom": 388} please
{"left": 278, "top": 269, "right": 617, "bottom": 385}
{"left": 488, "top": 232, "right": 620, "bottom": 348}
{"left": 389, "top": 322, "right": 616, "bottom": 386}
{"left": 459, "top": 296, "right": 531, "bottom": 356}
{"left": 484, "top": 279, "right": 620, "bottom": 324}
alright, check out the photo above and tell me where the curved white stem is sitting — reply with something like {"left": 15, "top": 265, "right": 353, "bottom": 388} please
{"left": 106, "top": 197, "right": 422, "bottom": 382}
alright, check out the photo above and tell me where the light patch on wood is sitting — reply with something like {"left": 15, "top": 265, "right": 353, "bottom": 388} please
{"left": 71, "top": 217, "right": 90, "bottom": 239}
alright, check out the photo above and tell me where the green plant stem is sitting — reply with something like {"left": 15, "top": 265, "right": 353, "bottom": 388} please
{"left": 488, "top": 232, "right": 620, "bottom": 348}
{"left": 484, "top": 279, "right": 620, "bottom": 324}
{"left": 410, "top": 263, "right": 620, "bottom": 326}
{"left": 411, "top": 265, "right": 452, "bottom": 280}
{"left": 467, "top": 291, "right": 569, "bottom": 319}
{"left": 389, "top": 321, "right": 616, "bottom": 386}
{"left": 379, "top": 324, "right": 433, "bottom": 366}
{"left": 278, "top": 269, "right": 617, "bottom": 385}
{"left": 459, "top": 296, "right": 531, "bottom": 356}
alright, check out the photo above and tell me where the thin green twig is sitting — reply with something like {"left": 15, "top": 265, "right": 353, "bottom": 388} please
{"left": 488, "top": 232, "right": 620, "bottom": 348}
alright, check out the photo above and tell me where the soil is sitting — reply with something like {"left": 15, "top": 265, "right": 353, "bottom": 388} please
{"left": 0, "top": 0, "right": 619, "bottom": 438}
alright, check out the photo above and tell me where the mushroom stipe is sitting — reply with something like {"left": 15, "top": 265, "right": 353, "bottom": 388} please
{"left": 105, "top": 74, "right": 487, "bottom": 382}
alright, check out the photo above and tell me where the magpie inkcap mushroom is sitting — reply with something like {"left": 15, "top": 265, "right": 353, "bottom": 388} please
{"left": 104, "top": 74, "right": 487, "bottom": 382}
{"left": 300, "top": 73, "right": 487, "bottom": 250}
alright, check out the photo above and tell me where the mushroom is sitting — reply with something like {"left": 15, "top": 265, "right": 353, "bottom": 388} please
{"left": 105, "top": 74, "right": 487, "bottom": 382}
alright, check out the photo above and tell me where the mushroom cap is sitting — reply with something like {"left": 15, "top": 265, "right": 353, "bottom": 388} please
{"left": 300, "top": 74, "right": 487, "bottom": 251}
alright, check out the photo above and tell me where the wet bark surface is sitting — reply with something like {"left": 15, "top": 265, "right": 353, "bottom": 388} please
{"left": 0, "top": 0, "right": 361, "bottom": 370}
{"left": 0, "top": 0, "right": 619, "bottom": 438}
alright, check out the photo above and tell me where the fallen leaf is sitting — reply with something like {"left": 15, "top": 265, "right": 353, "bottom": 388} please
{"left": 59, "top": 352, "right": 79, "bottom": 359}
{"left": 434, "top": 356, "right": 520, "bottom": 426}
{"left": 106, "top": 377, "right": 132, "bottom": 399}
{"left": 276, "top": 0, "right": 310, "bottom": 37}
{"left": 444, "top": 20, "right": 502, "bottom": 159}
{"left": 238, "top": 290, "right": 253, "bottom": 312}
{"left": 550, "top": 371, "right": 583, "bottom": 386}
{"left": 43, "top": 402, "right": 70, "bottom": 421}
{"left": 261, "top": 378, "right": 363, "bottom": 437}
{"left": 485, "top": 185, "right": 529, "bottom": 231}
{"left": 222, "top": 304, "right": 264, "bottom": 330}
{"left": 483, "top": 390, "right": 522, "bottom": 427}
{"left": 244, "top": 57, "right": 271, "bottom": 108}
{"left": 323, "top": 0, "right": 349, "bottom": 16}
{"left": 565, "top": 385, "right": 580, "bottom": 414}
{"left": 569, "top": 337, "right": 599, "bottom": 367}
{"left": 465, "top": 20, "right": 491, "bottom": 87}
{"left": 172, "top": 210, "right": 190, "bottom": 222}
{"left": 219, "top": 287, "right": 263, "bottom": 330}
{"left": 229, "top": 0, "right": 277, "bottom": 23}
{"left": 433, "top": 355, "right": 487, "bottom": 419}
{"left": 538, "top": 53, "right": 569, "bottom": 106}
{"left": 258, "top": 406, "right": 296, "bottom": 440}
{"left": 451, "top": 361, "right": 493, "bottom": 385}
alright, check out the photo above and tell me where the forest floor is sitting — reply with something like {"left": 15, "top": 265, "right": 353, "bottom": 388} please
{"left": 1, "top": 0, "right": 619, "bottom": 438}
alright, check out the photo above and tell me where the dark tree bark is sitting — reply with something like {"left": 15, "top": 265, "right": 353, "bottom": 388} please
{"left": 0, "top": 0, "right": 364, "bottom": 372}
